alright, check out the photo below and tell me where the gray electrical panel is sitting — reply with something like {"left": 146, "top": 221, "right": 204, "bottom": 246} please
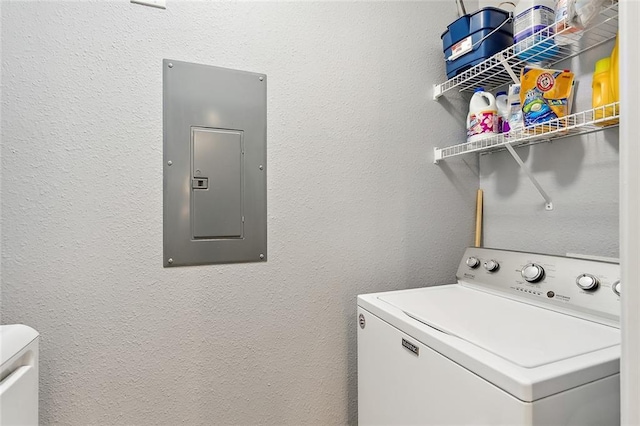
{"left": 163, "top": 60, "right": 266, "bottom": 267}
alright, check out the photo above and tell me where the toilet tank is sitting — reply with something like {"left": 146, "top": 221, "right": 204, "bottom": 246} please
{"left": 1, "top": 325, "right": 39, "bottom": 426}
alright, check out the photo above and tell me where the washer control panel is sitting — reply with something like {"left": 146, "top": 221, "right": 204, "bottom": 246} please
{"left": 457, "top": 247, "right": 620, "bottom": 327}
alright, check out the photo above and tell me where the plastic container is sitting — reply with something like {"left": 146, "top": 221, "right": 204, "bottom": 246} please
{"left": 467, "top": 88, "right": 499, "bottom": 143}
{"left": 442, "top": 7, "right": 514, "bottom": 79}
{"left": 507, "top": 84, "right": 524, "bottom": 134}
{"left": 496, "top": 91, "right": 510, "bottom": 133}
{"left": 497, "top": 1, "right": 516, "bottom": 13}
{"left": 570, "top": 0, "right": 608, "bottom": 30}
{"left": 514, "top": 0, "right": 558, "bottom": 62}
{"left": 592, "top": 57, "right": 618, "bottom": 126}
{"left": 555, "top": 0, "right": 582, "bottom": 45}
{"left": 610, "top": 33, "right": 619, "bottom": 102}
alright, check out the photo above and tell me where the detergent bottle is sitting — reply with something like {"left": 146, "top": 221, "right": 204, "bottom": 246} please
{"left": 610, "top": 32, "right": 619, "bottom": 102}
{"left": 467, "top": 88, "right": 498, "bottom": 143}
{"left": 496, "top": 91, "right": 510, "bottom": 133}
{"left": 592, "top": 34, "right": 619, "bottom": 126}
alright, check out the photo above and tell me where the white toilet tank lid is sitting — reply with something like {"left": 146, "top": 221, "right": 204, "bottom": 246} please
{"left": 1, "top": 324, "right": 39, "bottom": 366}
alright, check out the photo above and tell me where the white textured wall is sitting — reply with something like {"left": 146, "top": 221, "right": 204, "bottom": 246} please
{"left": 480, "top": 42, "right": 619, "bottom": 258}
{"left": 1, "top": 1, "right": 477, "bottom": 424}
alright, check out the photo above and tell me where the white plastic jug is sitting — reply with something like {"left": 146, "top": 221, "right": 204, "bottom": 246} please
{"left": 496, "top": 91, "right": 509, "bottom": 133}
{"left": 467, "top": 88, "right": 498, "bottom": 143}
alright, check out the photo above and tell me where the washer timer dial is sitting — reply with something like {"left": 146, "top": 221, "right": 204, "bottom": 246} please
{"left": 521, "top": 263, "right": 544, "bottom": 283}
{"left": 612, "top": 280, "right": 621, "bottom": 296}
{"left": 576, "top": 273, "right": 599, "bottom": 291}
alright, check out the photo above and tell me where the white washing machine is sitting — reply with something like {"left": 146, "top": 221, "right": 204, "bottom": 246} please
{"left": 1, "top": 324, "right": 40, "bottom": 426}
{"left": 357, "top": 247, "right": 621, "bottom": 425}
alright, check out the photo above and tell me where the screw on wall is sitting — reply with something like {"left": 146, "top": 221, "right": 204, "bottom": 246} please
{"left": 168, "top": 63, "right": 173, "bottom": 68}
{"left": 259, "top": 76, "right": 264, "bottom": 81}
{"left": 259, "top": 254, "right": 265, "bottom": 259}
{"left": 167, "top": 258, "right": 173, "bottom": 264}
{"left": 167, "top": 160, "right": 173, "bottom": 166}
{"left": 259, "top": 165, "right": 263, "bottom": 170}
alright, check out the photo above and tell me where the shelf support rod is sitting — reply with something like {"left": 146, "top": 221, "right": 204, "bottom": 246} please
{"left": 497, "top": 53, "right": 520, "bottom": 84}
{"left": 504, "top": 143, "right": 554, "bottom": 211}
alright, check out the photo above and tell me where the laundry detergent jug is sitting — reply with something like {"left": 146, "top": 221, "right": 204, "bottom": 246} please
{"left": 592, "top": 57, "right": 618, "bottom": 126}
{"left": 467, "top": 88, "right": 499, "bottom": 143}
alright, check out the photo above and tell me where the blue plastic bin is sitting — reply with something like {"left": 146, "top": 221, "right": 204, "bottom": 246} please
{"left": 441, "top": 7, "right": 513, "bottom": 79}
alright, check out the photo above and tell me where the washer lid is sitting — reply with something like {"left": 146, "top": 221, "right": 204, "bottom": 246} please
{"left": 1, "top": 325, "right": 39, "bottom": 367}
{"left": 379, "top": 285, "right": 620, "bottom": 368}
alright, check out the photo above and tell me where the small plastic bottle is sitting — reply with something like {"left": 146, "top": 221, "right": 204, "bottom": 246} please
{"left": 495, "top": 91, "right": 510, "bottom": 133}
{"left": 507, "top": 84, "right": 524, "bottom": 134}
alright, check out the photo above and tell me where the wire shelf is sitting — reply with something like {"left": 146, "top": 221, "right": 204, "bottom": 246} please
{"left": 433, "top": 103, "right": 620, "bottom": 162}
{"left": 433, "top": 0, "right": 619, "bottom": 99}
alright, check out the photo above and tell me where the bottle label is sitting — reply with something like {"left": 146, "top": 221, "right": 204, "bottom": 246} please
{"left": 467, "top": 111, "right": 498, "bottom": 139}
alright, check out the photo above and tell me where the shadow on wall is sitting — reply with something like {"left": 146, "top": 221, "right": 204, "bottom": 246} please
{"left": 435, "top": 93, "right": 470, "bottom": 131}
{"left": 434, "top": 92, "right": 480, "bottom": 202}
{"left": 530, "top": 136, "right": 586, "bottom": 187}
{"left": 438, "top": 159, "right": 480, "bottom": 201}
{"left": 479, "top": 132, "right": 599, "bottom": 197}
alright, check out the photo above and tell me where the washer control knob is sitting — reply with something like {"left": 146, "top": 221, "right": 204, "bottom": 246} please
{"left": 466, "top": 257, "right": 480, "bottom": 269}
{"left": 612, "top": 280, "right": 621, "bottom": 296}
{"left": 484, "top": 260, "right": 499, "bottom": 272}
{"left": 521, "top": 263, "right": 544, "bottom": 283}
{"left": 576, "top": 273, "right": 599, "bottom": 291}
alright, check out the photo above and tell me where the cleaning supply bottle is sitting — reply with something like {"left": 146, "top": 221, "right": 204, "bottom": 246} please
{"left": 514, "top": 0, "right": 558, "bottom": 62}
{"left": 592, "top": 58, "right": 618, "bottom": 126}
{"left": 467, "top": 88, "right": 498, "bottom": 143}
{"left": 610, "top": 32, "right": 619, "bottom": 102}
{"left": 507, "top": 84, "right": 524, "bottom": 134}
{"left": 496, "top": 91, "right": 510, "bottom": 133}
{"left": 592, "top": 33, "right": 619, "bottom": 126}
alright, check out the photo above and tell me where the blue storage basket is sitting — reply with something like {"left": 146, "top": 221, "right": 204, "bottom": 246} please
{"left": 441, "top": 7, "right": 513, "bottom": 79}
